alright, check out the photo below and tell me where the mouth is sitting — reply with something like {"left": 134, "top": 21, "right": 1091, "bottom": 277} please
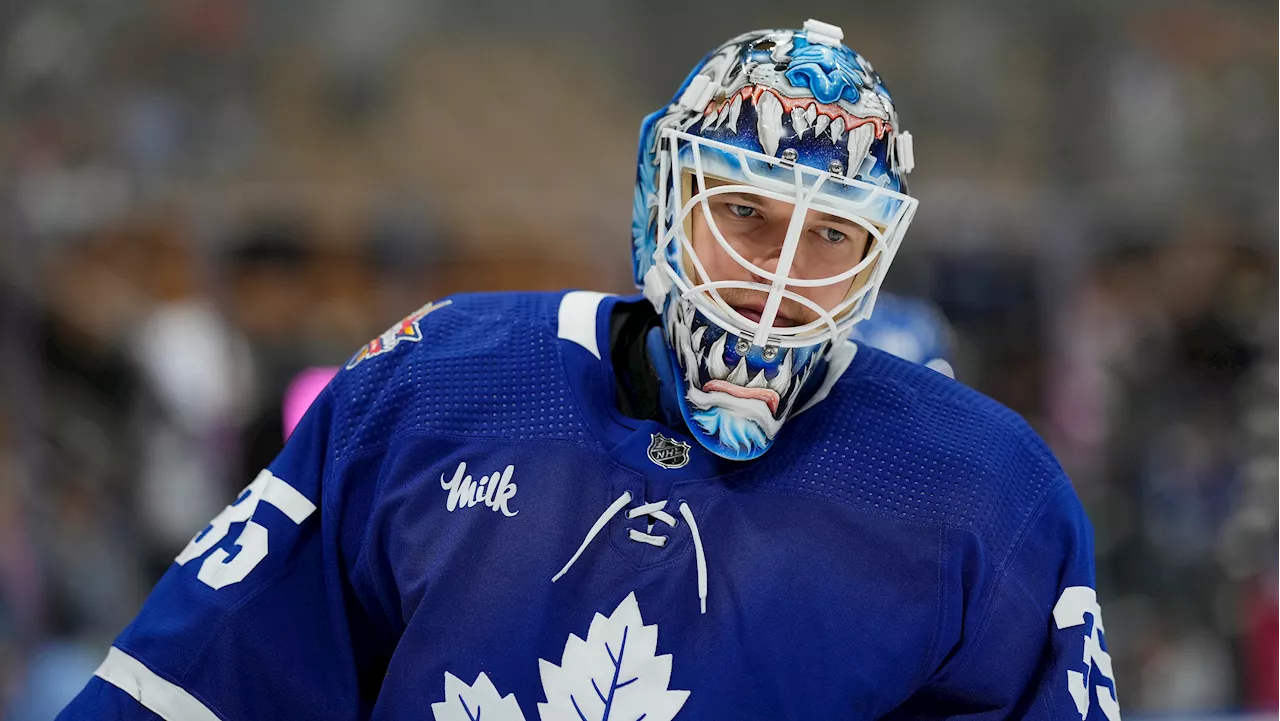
{"left": 731, "top": 304, "right": 800, "bottom": 328}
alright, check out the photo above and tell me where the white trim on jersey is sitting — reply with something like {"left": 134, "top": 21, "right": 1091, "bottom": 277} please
{"left": 94, "top": 646, "right": 224, "bottom": 721}
{"left": 557, "top": 291, "right": 613, "bottom": 359}
{"left": 261, "top": 470, "right": 317, "bottom": 524}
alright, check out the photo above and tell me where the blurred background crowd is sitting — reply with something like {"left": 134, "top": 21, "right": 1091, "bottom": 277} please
{"left": 0, "top": 0, "right": 1275, "bottom": 717}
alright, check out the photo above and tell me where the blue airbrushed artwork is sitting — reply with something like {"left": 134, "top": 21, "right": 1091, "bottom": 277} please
{"left": 661, "top": 300, "right": 828, "bottom": 460}
{"left": 785, "top": 35, "right": 871, "bottom": 105}
{"left": 630, "top": 24, "right": 913, "bottom": 461}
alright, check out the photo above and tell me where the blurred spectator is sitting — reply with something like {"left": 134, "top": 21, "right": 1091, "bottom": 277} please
{"left": 1242, "top": 574, "right": 1279, "bottom": 708}
{"left": 128, "top": 219, "right": 249, "bottom": 555}
{"left": 222, "top": 217, "right": 319, "bottom": 481}
{"left": 1136, "top": 614, "right": 1235, "bottom": 711}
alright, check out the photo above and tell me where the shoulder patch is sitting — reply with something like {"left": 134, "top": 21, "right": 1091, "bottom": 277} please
{"left": 346, "top": 299, "right": 452, "bottom": 370}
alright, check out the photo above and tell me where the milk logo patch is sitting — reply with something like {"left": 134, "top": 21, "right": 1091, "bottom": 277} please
{"left": 432, "top": 592, "right": 690, "bottom": 720}
{"left": 440, "top": 461, "right": 519, "bottom": 517}
{"left": 647, "top": 433, "right": 691, "bottom": 470}
{"left": 346, "top": 299, "right": 452, "bottom": 369}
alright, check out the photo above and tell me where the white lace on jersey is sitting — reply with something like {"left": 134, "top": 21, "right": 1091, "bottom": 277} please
{"left": 552, "top": 492, "right": 708, "bottom": 614}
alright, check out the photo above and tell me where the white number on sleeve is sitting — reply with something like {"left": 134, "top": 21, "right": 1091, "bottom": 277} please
{"left": 175, "top": 469, "right": 316, "bottom": 590}
{"left": 1053, "top": 586, "right": 1121, "bottom": 720}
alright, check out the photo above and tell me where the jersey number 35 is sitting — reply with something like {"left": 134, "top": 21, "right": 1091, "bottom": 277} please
{"left": 174, "top": 470, "right": 316, "bottom": 590}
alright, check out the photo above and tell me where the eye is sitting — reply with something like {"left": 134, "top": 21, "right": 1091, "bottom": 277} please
{"left": 816, "top": 227, "right": 847, "bottom": 244}
{"left": 727, "top": 203, "right": 758, "bottom": 219}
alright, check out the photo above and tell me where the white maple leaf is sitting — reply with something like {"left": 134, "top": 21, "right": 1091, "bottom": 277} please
{"left": 538, "top": 592, "right": 690, "bottom": 721}
{"left": 431, "top": 671, "right": 527, "bottom": 721}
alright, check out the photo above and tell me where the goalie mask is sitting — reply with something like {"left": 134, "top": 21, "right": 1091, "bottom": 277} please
{"left": 631, "top": 20, "right": 918, "bottom": 461}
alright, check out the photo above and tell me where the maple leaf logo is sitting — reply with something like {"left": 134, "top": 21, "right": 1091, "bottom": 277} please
{"left": 431, "top": 671, "right": 527, "bottom": 721}
{"left": 537, "top": 592, "right": 689, "bottom": 721}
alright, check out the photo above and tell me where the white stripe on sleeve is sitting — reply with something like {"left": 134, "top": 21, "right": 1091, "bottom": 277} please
{"left": 261, "top": 470, "right": 317, "bottom": 524}
{"left": 94, "top": 646, "right": 224, "bottom": 721}
{"left": 557, "top": 291, "right": 612, "bottom": 359}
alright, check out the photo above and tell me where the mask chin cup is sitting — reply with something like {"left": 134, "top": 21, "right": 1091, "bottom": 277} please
{"left": 660, "top": 296, "right": 830, "bottom": 461}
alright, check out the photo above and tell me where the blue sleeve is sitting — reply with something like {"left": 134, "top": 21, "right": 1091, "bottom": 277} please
{"left": 58, "top": 381, "right": 394, "bottom": 721}
{"left": 898, "top": 484, "right": 1121, "bottom": 720}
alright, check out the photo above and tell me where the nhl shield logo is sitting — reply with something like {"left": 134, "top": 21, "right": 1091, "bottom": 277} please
{"left": 647, "top": 433, "right": 691, "bottom": 469}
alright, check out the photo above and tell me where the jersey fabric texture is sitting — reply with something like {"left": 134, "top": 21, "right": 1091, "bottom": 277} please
{"left": 59, "top": 291, "right": 1119, "bottom": 720}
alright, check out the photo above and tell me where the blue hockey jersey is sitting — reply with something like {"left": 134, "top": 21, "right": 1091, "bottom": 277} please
{"left": 60, "top": 291, "right": 1120, "bottom": 720}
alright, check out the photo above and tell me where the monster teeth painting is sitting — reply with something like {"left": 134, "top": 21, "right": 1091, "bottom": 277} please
{"left": 779, "top": 358, "right": 819, "bottom": 415}
{"left": 699, "top": 80, "right": 893, "bottom": 168}
{"left": 830, "top": 116, "right": 845, "bottom": 144}
{"left": 755, "top": 90, "right": 784, "bottom": 157}
{"left": 879, "top": 93, "right": 895, "bottom": 122}
{"left": 813, "top": 114, "right": 830, "bottom": 138}
{"left": 726, "top": 94, "right": 743, "bottom": 132}
{"left": 847, "top": 123, "right": 874, "bottom": 171}
{"left": 705, "top": 334, "right": 730, "bottom": 380}
{"left": 703, "top": 107, "right": 720, "bottom": 131}
{"left": 715, "top": 105, "right": 732, "bottom": 131}
{"left": 663, "top": 303, "right": 840, "bottom": 458}
{"left": 682, "top": 325, "right": 804, "bottom": 414}
{"left": 791, "top": 107, "right": 809, "bottom": 138}
{"left": 671, "top": 303, "right": 700, "bottom": 375}
{"left": 726, "top": 357, "right": 749, "bottom": 386}
{"left": 766, "top": 349, "right": 793, "bottom": 395}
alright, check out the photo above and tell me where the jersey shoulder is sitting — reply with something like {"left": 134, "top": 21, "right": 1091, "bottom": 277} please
{"left": 768, "top": 343, "right": 1077, "bottom": 566}
{"left": 325, "top": 290, "right": 593, "bottom": 460}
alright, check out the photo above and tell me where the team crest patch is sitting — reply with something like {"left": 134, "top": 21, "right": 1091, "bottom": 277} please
{"left": 346, "top": 300, "right": 452, "bottom": 370}
{"left": 648, "top": 433, "right": 691, "bottom": 469}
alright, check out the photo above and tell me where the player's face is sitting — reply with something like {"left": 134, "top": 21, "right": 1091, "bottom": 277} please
{"left": 686, "top": 176, "right": 873, "bottom": 327}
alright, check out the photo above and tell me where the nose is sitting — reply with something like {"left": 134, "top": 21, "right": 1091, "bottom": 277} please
{"left": 748, "top": 248, "right": 782, "bottom": 280}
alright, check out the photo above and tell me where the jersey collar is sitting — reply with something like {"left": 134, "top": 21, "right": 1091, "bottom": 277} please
{"left": 556, "top": 291, "right": 733, "bottom": 482}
